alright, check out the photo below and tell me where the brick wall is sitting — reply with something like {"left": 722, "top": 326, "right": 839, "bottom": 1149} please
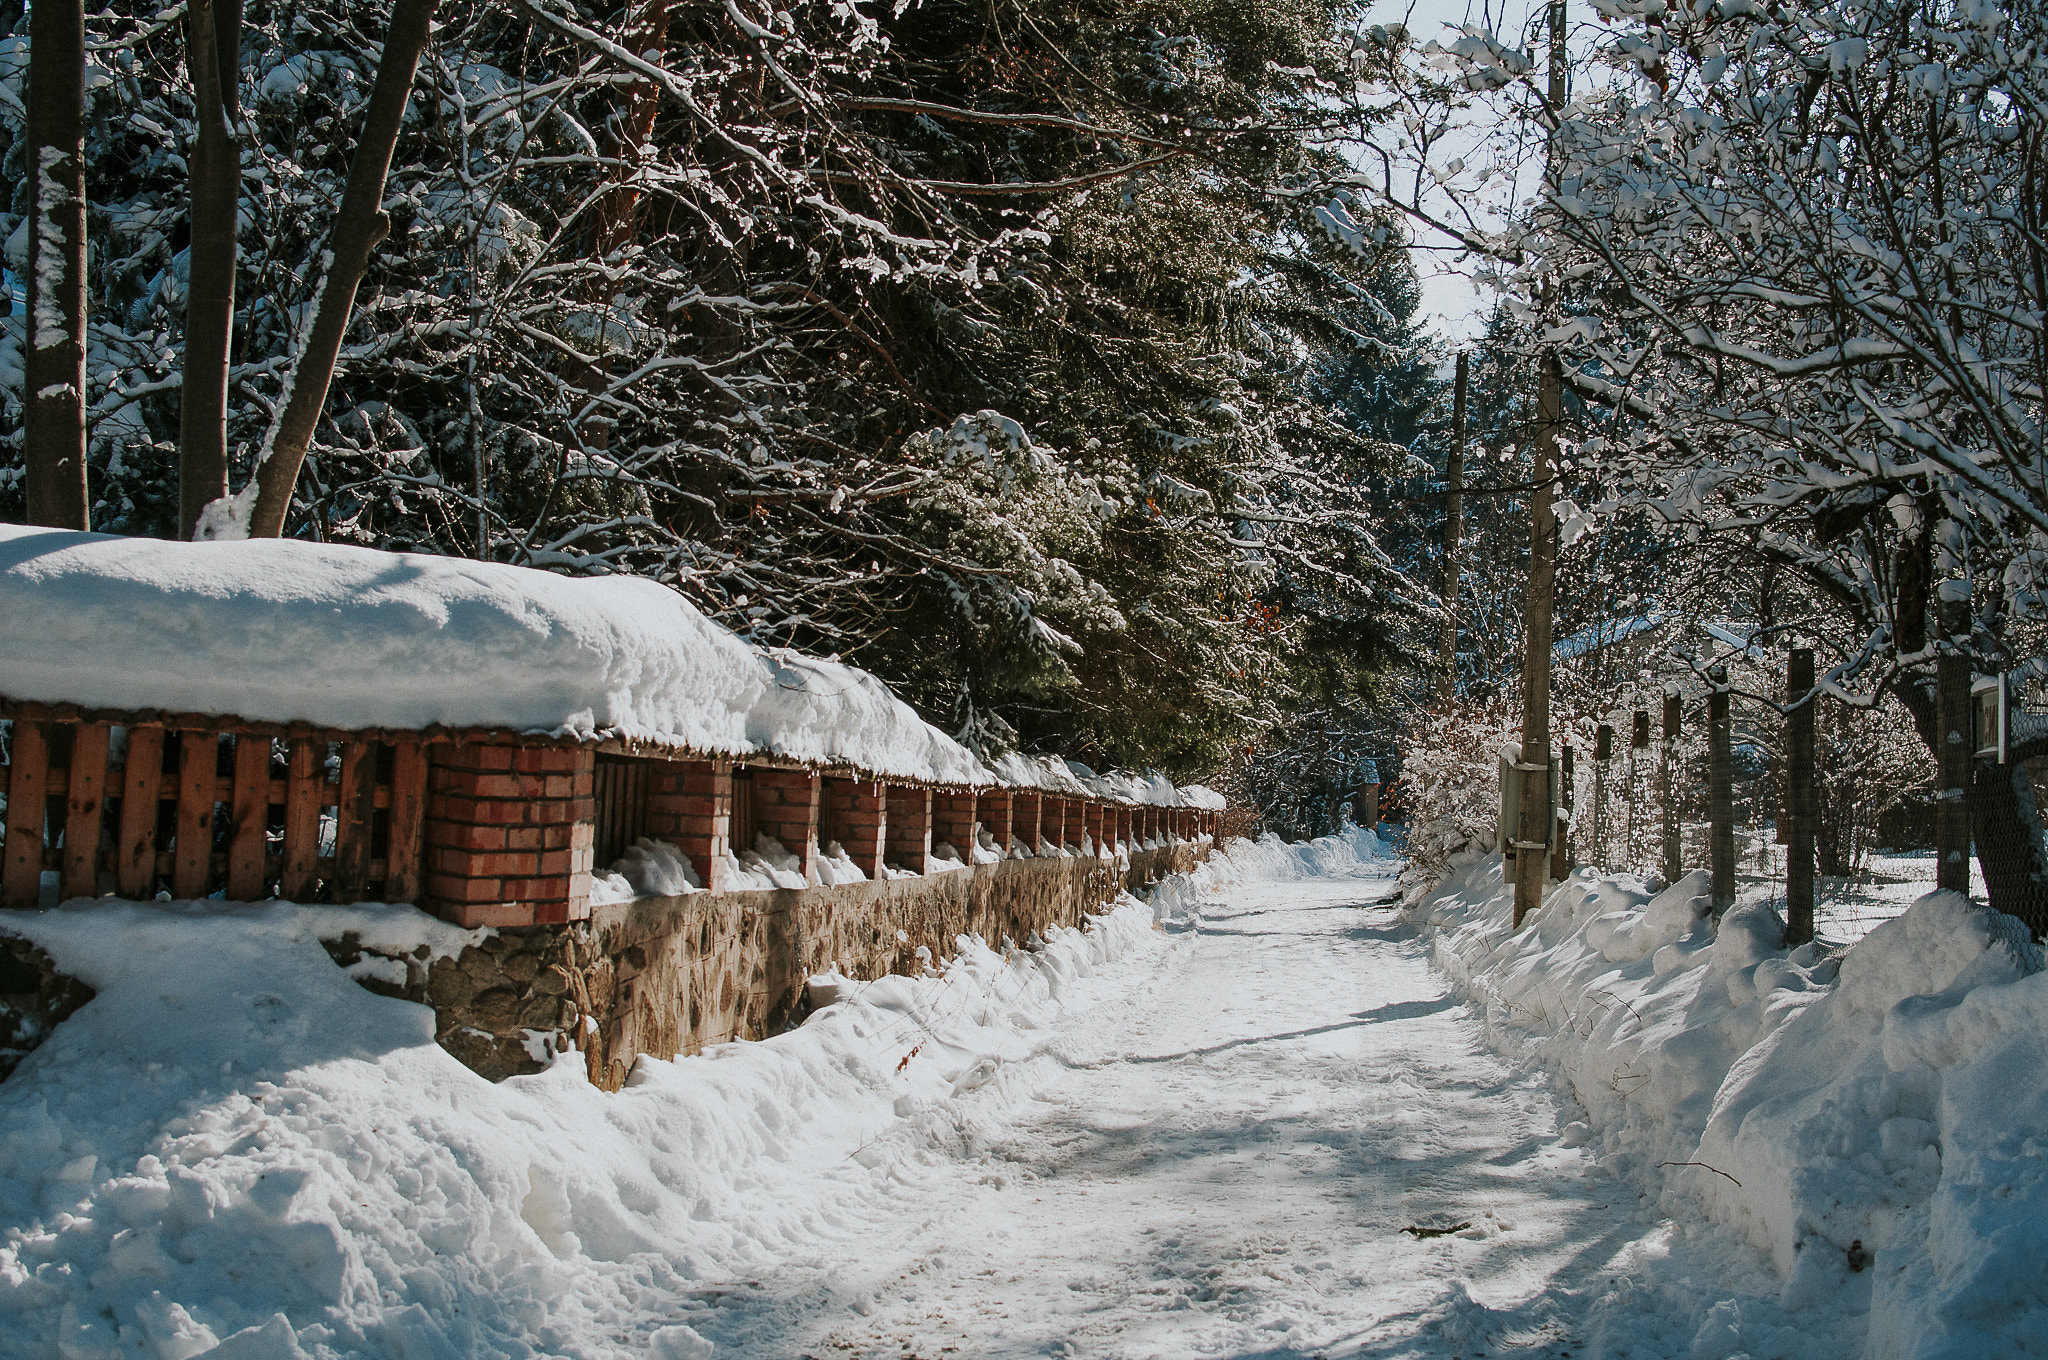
{"left": 424, "top": 743, "right": 596, "bottom": 927}
{"left": 644, "top": 758, "right": 732, "bottom": 892}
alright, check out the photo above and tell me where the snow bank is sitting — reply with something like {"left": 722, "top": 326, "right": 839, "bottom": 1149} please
{"left": 1410, "top": 854, "right": 2048, "bottom": 1359}
{"left": 0, "top": 528, "right": 1224, "bottom": 811}
{"left": 1150, "top": 824, "right": 1393, "bottom": 924}
{"left": 0, "top": 891, "right": 1165, "bottom": 1359}
{"left": 0, "top": 525, "right": 986, "bottom": 783}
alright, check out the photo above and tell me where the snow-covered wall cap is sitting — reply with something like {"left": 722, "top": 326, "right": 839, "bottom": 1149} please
{"left": 1175, "top": 784, "right": 1226, "bottom": 810}
{"left": 0, "top": 527, "right": 994, "bottom": 786}
{"left": 987, "top": 751, "right": 1092, "bottom": 796}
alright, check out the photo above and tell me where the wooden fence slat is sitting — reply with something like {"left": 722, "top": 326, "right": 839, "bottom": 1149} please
{"left": 227, "top": 735, "right": 272, "bottom": 901}
{"left": 2, "top": 721, "right": 51, "bottom": 908}
{"left": 173, "top": 733, "right": 218, "bottom": 899}
{"left": 383, "top": 739, "right": 426, "bottom": 904}
{"left": 116, "top": 725, "right": 165, "bottom": 898}
{"left": 281, "top": 740, "right": 322, "bottom": 901}
{"left": 61, "top": 722, "right": 112, "bottom": 901}
{"left": 333, "top": 741, "right": 378, "bottom": 901}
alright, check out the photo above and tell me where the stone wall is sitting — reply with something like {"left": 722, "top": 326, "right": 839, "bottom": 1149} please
{"left": 344, "top": 842, "right": 1203, "bottom": 1086}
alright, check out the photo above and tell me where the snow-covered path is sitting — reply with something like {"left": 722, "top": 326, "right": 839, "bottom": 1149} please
{"left": 678, "top": 871, "right": 1636, "bottom": 1359}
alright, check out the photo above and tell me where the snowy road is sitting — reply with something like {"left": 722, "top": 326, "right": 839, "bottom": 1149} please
{"left": 676, "top": 871, "right": 1641, "bottom": 1359}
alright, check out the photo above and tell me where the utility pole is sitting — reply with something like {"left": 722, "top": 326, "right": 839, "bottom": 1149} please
{"left": 1787, "top": 648, "right": 1816, "bottom": 944}
{"left": 1512, "top": 0, "right": 1569, "bottom": 929}
{"left": 1709, "top": 665, "right": 1733, "bottom": 911}
{"left": 1936, "top": 589, "right": 1973, "bottom": 894}
{"left": 1437, "top": 352, "right": 1468, "bottom": 712}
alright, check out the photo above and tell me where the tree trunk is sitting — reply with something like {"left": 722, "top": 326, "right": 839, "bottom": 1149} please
{"left": 179, "top": 0, "right": 242, "bottom": 540}
{"left": 21, "top": 0, "right": 88, "bottom": 530}
{"left": 243, "top": 0, "right": 438, "bottom": 539}
{"left": 1973, "top": 756, "right": 2048, "bottom": 939}
{"left": 1936, "top": 593, "right": 1973, "bottom": 894}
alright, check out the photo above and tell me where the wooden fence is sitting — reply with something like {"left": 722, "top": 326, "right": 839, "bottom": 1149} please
{"left": 0, "top": 706, "right": 425, "bottom": 910}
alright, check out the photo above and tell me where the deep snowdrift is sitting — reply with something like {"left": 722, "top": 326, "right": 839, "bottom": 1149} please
{"left": 0, "top": 890, "right": 1165, "bottom": 1359}
{"left": 1411, "top": 853, "right": 2048, "bottom": 1360}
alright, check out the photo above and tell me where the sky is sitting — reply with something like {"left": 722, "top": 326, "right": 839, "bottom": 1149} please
{"left": 1362, "top": 0, "right": 1576, "bottom": 345}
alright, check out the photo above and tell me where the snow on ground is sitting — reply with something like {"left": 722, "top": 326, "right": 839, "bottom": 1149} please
{"left": 0, "top": 892, "right": 1160, "bottom": 1359}
{"left": 10, "top": 829, "right": 2017, "bottom": 1360}
{"left": 1411, "top": 851, "right": 2048, "bottom": 1360}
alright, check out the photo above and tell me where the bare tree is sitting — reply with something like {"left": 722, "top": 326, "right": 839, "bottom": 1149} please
{"left": 178, "top": 0, "right": 241, "bottom": 539}
{"left": 242, "top": 0, "right": 438, "bottom": 539}
{"left": 21, "top": 0, "right": 88, "bottom": 529}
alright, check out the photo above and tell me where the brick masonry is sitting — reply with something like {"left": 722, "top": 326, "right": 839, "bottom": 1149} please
{"left": 423, "top": 743, "right": 596, "bottom": 927}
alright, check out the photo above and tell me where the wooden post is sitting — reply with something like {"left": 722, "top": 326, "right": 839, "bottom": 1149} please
{"left": 1552, "top": 742, "right": 1575, "bottom": 883}
{"left": 1709, "top": 667, "right": 1734, "bottom": 911}
{"left": 1593, "top": 723, "right": 1613, "bottom": 871}
{"left": 1937, "top": 592, "right": 1973, "bottom": 894}
{"left": 1629, "top": 708, "right": 1648, "bottom": 871}
{"left": 1786, "top": 648, "right": 1817, "bottom": 944}
{"left": 2, "top": 721, "right": 51, "bottom": 907}
{"left": 1661, "top": 693, "right": 1681, "bottom": 885}
{"left": 281, "top": 739, "right": 323, "bottom": 900}
{"left": 116, "top": 724, "right": 166, "bottom": 899}
{"left": 1437, "top": 351, "right": 1467, "bottom": 711}
{"left": 226, "top": 731, "right": 271, "bottom": 901}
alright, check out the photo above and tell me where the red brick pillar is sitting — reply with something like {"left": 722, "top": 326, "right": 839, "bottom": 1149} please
{"left": 885, "top": 784, "right": 931, "bottom": 873}
{"left": 646, "top": 758, "right": 732, "bottom": 892}
{"left": 1083, "top": 801, "right": 1104, "bottom": 855}
{"left": 979, "top": 790, "right": 1013, "bottom": 857}
{"left": 1012, "top": 793, "right": 1041, "bottom": 854}
{"left": 424, "top": 742, "right": 595, "bottom": 927}
{"left": 1118, "top": 806, "right": 1133, "bottom": 852}
{"left": 932, "top": 789, "right": 978, "bottom": 858}
{"left": 822, "top": 776, "right": 887, "bottom": 878}
{"left": 752, "top": 768, "right": 820, "bottom": 884}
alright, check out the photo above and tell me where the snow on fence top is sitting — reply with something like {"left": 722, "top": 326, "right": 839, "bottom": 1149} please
{"left": 0, "top": 526, "right": 1219, "bottom": 805}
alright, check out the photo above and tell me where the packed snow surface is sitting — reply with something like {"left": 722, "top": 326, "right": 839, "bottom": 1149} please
{"left": 0, "top": 527, "right": 1214, "bottom": 807}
